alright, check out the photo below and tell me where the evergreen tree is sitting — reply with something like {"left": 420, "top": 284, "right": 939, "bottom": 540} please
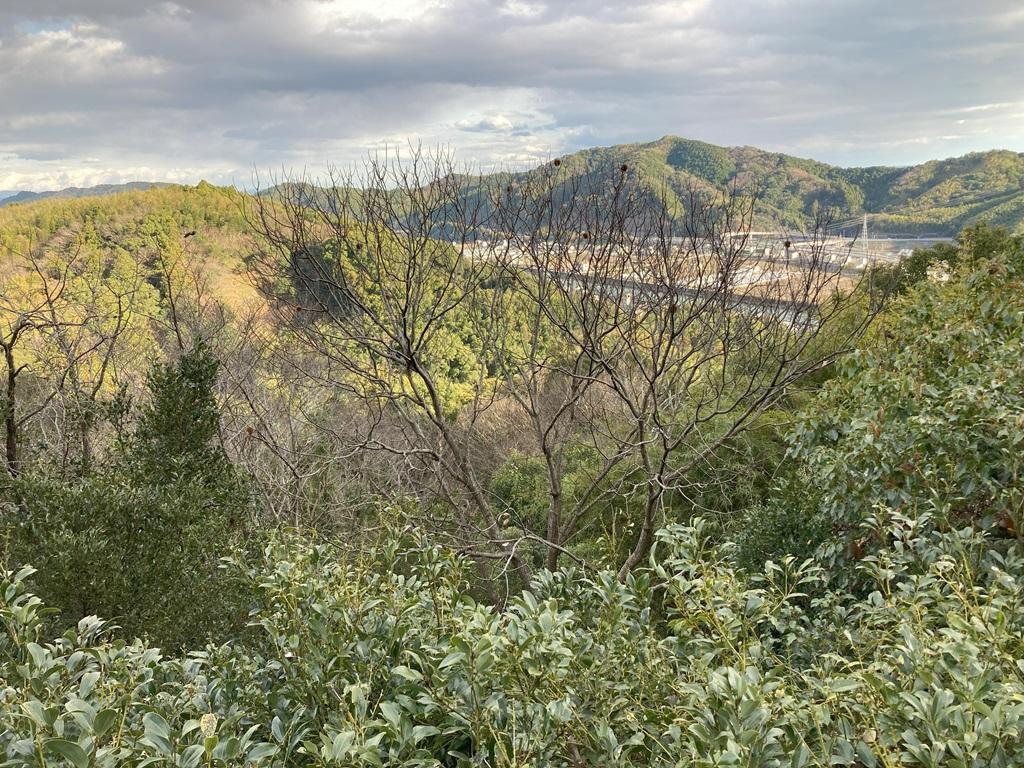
{"left": 129, "top": 340, "right": 236, "bottom": 490}
{"left": 2, "top": 342, "right": 250, "bottom": 649}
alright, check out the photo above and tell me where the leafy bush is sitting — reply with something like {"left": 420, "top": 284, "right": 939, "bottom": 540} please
{"left": 3, "top": 512, "right": 1023, "bottom": 766}
{"left": 0, "top": 565, "right": 275, "bottom": 768}
{"left": 732, "top": 467, "right": 829, "bottom": 572}
{"left": 743, "top": 226, "right": 1024, "bottom": 573}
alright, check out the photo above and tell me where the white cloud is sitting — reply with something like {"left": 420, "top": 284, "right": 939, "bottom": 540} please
{"left": 456, "top": 114, "right": 516, "bottom": 131}
{"left": 498, "top": 1, "right": 545, "bottom": 18}
{"left": 0, "top": 0, "right": 1021, "bottom": 190}
{"left": 8, "top": 23, "right": 166, "bottom": 79}
{"left": 309, "top": 0, "right": 451, "bottom": 26}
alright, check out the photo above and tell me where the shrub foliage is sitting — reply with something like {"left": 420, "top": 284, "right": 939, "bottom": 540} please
{"left": 2, "top": 514, "right": 1024, "bottom": 766}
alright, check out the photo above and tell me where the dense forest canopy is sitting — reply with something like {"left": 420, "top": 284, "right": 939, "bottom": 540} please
{"left": 1, "top": 153, "right": 1022, "bottom": 766}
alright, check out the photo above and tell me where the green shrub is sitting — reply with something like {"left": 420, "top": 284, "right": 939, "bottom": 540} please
{"left": 0, "top": 565, "right": 275, "bottom": 768}
{"left": 748, "top": 225, "right": 1024, "bottom": 573}
{"left": 3, "top": 514, "right": 1023, "bottom": 766}
{"left": 732, "top": 468, "right": 828, "bottom": 573}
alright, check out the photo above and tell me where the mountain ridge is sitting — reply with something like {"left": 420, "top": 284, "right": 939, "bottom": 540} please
{"left": 534, "top": 136, "right": 1024, "bottom": 234}
{"left": 258, "top": 137, "right": 1024, "bottom": 235}
{"left": 0, "top": 181, "right": 174, "bottom": 208}
{"left": 4, "top": 138, "right": 1024, "bottom": 234}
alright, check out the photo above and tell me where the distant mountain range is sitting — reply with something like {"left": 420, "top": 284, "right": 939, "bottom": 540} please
{"left": 5, "top": 138, "right": 1024, "bottom": 234}
{"left": 0, "top": 181, "right": 173, "bottom": 208}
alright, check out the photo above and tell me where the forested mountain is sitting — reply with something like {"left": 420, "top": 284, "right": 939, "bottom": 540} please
{"left": 0, "top": 181, "right": 172, "bottom": 208}
{"left": 496, "top": 137, "right": 1024, "bottom": 234}
{"left": 0, "top": 181, "right": 257, "bottom": 313}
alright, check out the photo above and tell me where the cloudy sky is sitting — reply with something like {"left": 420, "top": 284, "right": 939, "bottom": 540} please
{"left": 1, "top": 0, "right": 1023, "bottom": 191}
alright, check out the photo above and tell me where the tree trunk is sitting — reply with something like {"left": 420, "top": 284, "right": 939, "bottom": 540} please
{"left": 617, "top": 491, "right": 659, "bottom": 581}
{"left": 80, "top": 424, "right": 93, "bottom": 473}
{"left": 4, "top": 346, "right": 19, "bottom": 477}
{"left": 544, "top": 459, "right": 563, "bottom": 571}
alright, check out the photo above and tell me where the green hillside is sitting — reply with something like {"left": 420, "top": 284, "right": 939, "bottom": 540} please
{"left": 3, "top": 139, "right": 1024, "bottom": 766}
{"left": 0, "top": 181, "right": 258, "bottom": 314}
{"left": 527, "top": 137, "right": 1024, "bottom": 234}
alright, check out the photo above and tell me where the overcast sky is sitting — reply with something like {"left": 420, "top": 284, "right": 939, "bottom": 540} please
{"left": 1, "top": 0, "right": 1023, "bottom": 191}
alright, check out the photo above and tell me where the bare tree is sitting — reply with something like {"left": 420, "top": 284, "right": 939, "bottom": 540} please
{"left": 249, "top": 148, "right": 535, "bottom": 591}
{"left": 0, "top": 242, "right": 77, "bottom": 476}
{"left": 34, "top": 248, "right": 151, "bottom": 471}
{"left": 488, "top": 166, "right": 881, "bottom": 577}
{"left": 0, "top": 234, "right": 155, "bottom": 475}
{"left": 248, "top": 149, "right": 884, "bottom": 590}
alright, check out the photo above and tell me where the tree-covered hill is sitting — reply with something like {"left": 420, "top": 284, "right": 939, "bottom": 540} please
{"left": 3, "top": 142, "right": 1024, "bottom": 765}
{"left": 525, "top": 137, "right": 1024, "bottom": 234}
{"left": 254, "top": 138, "right": 1024, "bottom": 235}
{"left": 0, "top": 181, "right": 258, "bottom": 315}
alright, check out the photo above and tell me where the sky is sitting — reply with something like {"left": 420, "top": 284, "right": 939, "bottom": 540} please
{"left": 1, "top": 0, "right": 1023, "bottom": 191}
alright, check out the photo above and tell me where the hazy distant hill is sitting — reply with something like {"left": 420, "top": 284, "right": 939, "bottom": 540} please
{"left": 0, "top": 181, "right": 173, "bottom": 208}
